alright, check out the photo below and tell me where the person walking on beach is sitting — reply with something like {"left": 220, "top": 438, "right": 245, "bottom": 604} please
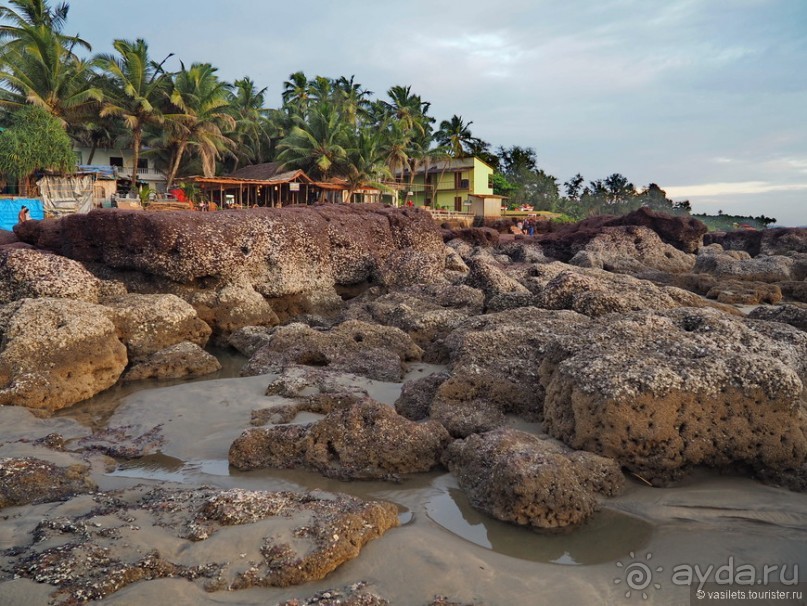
{"left": 17, "top": 205, "right": 29, "bottom": 224}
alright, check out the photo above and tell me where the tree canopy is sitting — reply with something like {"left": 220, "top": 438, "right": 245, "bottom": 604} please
{"left": 0, "top": 103, "right": 75, "bottom": 181}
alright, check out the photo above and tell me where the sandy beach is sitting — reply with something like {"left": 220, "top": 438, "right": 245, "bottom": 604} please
{"left": 1, "top": 359, "right": 805, "bottom": 606}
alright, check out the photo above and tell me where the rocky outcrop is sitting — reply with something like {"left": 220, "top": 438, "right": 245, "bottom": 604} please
{"left": 568, "top": 225, "right": 696, "bottom": 274}
{"left": 0, "top": 248, "right": 103, "bottom": 304}
{"left": 540, "top": 307, "right": 807, "bottom": 485}
{"left": 748, "top": 304, "right": 807, "bottom": 332}
{"left": 103, "top": 293, "right": 212, "bottom": 361}
{"left": 122, "top": 341, "right": 221, "bottom": 382}
{"left": 0, "top": 298, "right": 128, "bottom": 411}
{"left": 4, "top": 485, "right": 398, "bottom": 601}
{"left": 241, "top": 320, "right": 422, "bottom": 382}
{"left": 442, "top": 429, "right": 624, "bottom": 529}
{"left": 13, "top": 206, "right": 447, "bottom": 339}
{"left": 395, "top": 371, "right": 450, "bottom": 421}
{"left": 537, "top": 208, "right": 707, "bottom": 260}
{"left": 705, "top": 280, "right": 783, "bottom": 305}
{"left": 442, "top": 227, "right": 500, "bottom": 247}
{"left": 464, "top": 257, "right": 530, "bottom": 304}
{"left": 341, "top": 284, "right": 484, "bottom": 362}
{"left": 704, "top": 227, "right": 807, "bottom": 257}
{"left": 694, "top": 247, "right": 795, "bottom": 282}
{"left": 229, "top": 399, "right": 452, "bottom": 480}
{"left": 440, "top": 308, "right": 590, "bottom": 426}
{"left": 0, "top": 457, "right": 96, "bottom": 508}
{"left": 526, "top": 263, "right": 737, "bottom": 317}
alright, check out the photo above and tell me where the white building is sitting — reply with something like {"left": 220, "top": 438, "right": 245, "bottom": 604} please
{"left": 74, "top": 146, "right": 167, "bottom": 193}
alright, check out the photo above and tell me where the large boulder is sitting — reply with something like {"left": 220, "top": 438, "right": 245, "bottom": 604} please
{"left": 694, "top": 248, "right": 795, "bottom": 282}
{"left": 705, "top": 227, "right": 807, "bottom": 257}
{"left": 540, "top": 307, "right": 807, "bottom": 485}
{"left": 122, "top": 341, "right": 221, "bottom": 382}
{"left": 538, "top": 208, "right": 707, "bottom": 260}
{"left": 0, "top": 298, "right": 128, "bottom": 411}
{"left": 103, "top": 293, "right": 212, "bottom": 361}
{"left": 229, "top": 399, "right": 452, "bottom": 480}
{"left": 241, "top": 320, "right": 422, "bottom": 382}
{"left": 568, "top": 225, "right": 696, "bottom": 274}
{"left": 0, "top": 248, "right": 102, "bottom": 304}
{"left": 526, "top": 263, "right": 739, "bottom": 318}
{"left": 442, "top": 307, "right": 590, "bottom": 423}
{"left": 464, "top": 257, "right": 530, "bottom": 304}
{"left": 442, "top": 429, "right": 624, "bottom": 529}
{"left": 748, "top": 304, "right": 807, "bottom": 332}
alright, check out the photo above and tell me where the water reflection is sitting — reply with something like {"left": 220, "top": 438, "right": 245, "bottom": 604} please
{"left": 425, "top": 475, "right": 653, "bottom": 565}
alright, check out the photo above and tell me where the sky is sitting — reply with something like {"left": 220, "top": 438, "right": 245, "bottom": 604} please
{"left": 65, "top": 0, "right": 807, "bottom": 226}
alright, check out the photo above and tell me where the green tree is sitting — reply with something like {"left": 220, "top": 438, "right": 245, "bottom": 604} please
{"left": 281, "top": 70, "right": 310, "bottom": 118}
{"left": 563, "top": 173, "right": 584, "bottom": 201}
{"left": 0, "top": 104, "right": 75, "bottom": 193}
{"left": 435, "top": 114, "right": 481, "bottom": 158}
{"left": 225, "top": 76, "right": 272, "bottom": 170}
{"left": 96, "top": 39, "right": 172, "bottom": 190}
{"left": 276, "top": 100, "right": 348, "bottom": 179}
{"left": 0, "top": 20, "right": 100, "bottom": 127}
{"left": 163, "top": 62, "right": 235, "bottom": 188}
{"left": 343, "top": 128, "right": 391, "bottom": 203}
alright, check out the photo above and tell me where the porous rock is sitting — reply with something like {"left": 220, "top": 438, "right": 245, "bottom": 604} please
{"left": 229, "top": 399, "right": 452, "bottom": 480}
{"left": 5, "top": 485, "right": 398, "bottom": 601}
{"left": 0, "top": 298, "right": 128, "bottom": 410}
{"left": 747, "top": 304, "right": 807, "bottom": 332}
{"left": 0, "top": 457, "right": 96, "bottom": 508}
{"left": 568, "top": 225, "right": 696, "bottom": 274}
{"left": 442, "top": 429, "right": 624, "bottom": 529}
{"left": 395, "top": 371, "right": 451, "bottom": 421}
{"left": 241, "top": 320, "right": 422, "bottom": 382}
{"left": 694, "top": 249, "right": 795, "bottom": 282}
{"left": 122, "top": 341, "right": 221, "bottom": 382}
{"left": 541, "top": 307, "right": 807, "bottom": 485}
{"left": 0, "top": 247, "right": 102, "bottom": 304}
{"left": 103, "top": 293, "right": 212, "bottom": 361}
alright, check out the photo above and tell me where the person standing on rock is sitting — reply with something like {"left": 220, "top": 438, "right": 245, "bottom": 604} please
{"left": 17, "top": 205, "right": 30, "bottom": 224}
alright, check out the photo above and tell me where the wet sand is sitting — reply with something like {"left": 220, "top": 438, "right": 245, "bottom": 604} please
{"left": 1, "top": 362, "right": 805, "bottom": 605}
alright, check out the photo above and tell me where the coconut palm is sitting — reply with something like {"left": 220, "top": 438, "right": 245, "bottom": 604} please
{"left": 163, "top": 62, "right": 235, "bottom": 188}
{"left": 225, "top": 76, "right": 272, "bottom": 170}
{"left": 435, "top": 114, "right": 482, "bottom": 158}
{"left": 281, "top": 71, "right": 310, "bottom": 118}
{"left": 0, "top": 22, "right": 100, "bottom": 127}
{"left": 333, "top": 75, "right": 372, "bottom": 127}
{"left": 382, "top": 85, "right": 433, "bottom": 138}
{"left": 276, "top": 100, "right": 348, "bottom": 179}
{"left": 343, "top": 128, "right": 391, "bottom": 203}
{"left": 95, "top": 39, "right": 172, "bottom": 188}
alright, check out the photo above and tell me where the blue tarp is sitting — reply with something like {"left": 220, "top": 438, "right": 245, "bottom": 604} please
{"left": 0, "top": 198, "right": 45, "bottom": 232}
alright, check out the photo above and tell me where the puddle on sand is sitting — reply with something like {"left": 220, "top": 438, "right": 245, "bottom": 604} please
{"left": 108, "top": 453, "right": 230, "bottom": 482}
{"left": 425, "top": 474, "right": 653, "bottom": 565}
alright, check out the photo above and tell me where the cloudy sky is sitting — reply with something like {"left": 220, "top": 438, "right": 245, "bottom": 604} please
{"left": 67, "top": 0, "right": 806, "bottom": 225}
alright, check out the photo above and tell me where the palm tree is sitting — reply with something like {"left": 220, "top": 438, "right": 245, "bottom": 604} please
{"left": 96, "top": 39, "right": 172, "bottom": 189}
{"left": 382, "top": 85, "right": 433, "bottom": 137}
{"left": 225, "top": 76, "right": 271, "bottom": 170}
{"left": 163, "top": 62, "right": 235, "bottom": 188}
{"left": 0, "top": 22, "right": 101, "bottom": 127}
{"left": 333, "top": 75, "right": 372, "bottom": 127}
{"left": 343, "top": 128, "right": 392, "bottom": 204}
{"left": 435, "top": 114, "right": 481, "bottom": 158}
{"left": 276, "top": 101, "right": 348, "bottom": 179}
{"left": 281, "top": 71, "right": 310, "bottom": 118}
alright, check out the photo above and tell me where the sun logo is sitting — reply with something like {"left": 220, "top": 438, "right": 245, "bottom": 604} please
{"left": 614, "top": 551, "right": 664, "bottom": 600}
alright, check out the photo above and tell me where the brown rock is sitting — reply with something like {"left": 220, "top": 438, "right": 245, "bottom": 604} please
{"left": 229, "top": 399, "right": 452, "bottom": 480}
{"left": 747, "top": 304, "right": 807, "bottom": 331}
{"left": 442, "top": 429, "right": 624, "bottom": 529}
{"left": 0, "top": 298, "right": 127, "bottom": 411}
{"left": 0, "top": 457, "right": 96, "bottom": 508}
{"left": 541, "top": 307, "right": 807, "bottom": 485}
{"left": 0, "top": 248, "right": 102, "bottom": 304}
{"left": 103, "top": 293, "right": 212, "bottom": 361}
{"left": 122, "top": 341, "right": 221, "bottom": 382}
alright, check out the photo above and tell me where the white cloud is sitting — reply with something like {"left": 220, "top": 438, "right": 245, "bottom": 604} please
{"left": 665, "top": 181, "right": 807, "bottom": 198}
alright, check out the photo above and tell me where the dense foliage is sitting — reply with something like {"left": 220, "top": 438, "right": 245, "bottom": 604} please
{"left": 0, "top": 104, "right": 75, "bottom": 187}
